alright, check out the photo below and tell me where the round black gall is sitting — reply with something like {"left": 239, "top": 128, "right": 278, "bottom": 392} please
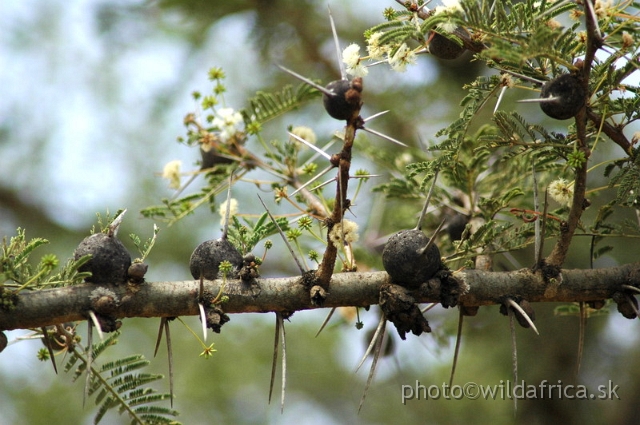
{"left": 74, "top": 233, "right": 131, "bottom": 285}
{"left": 382, "top": 229, "right": 442, "bottom": 289}
{"left": 429, "top": 32, "right": 466, "bottom": 60}
{"left": 323, "top": 80, "right": 359, "bottom": 121}
{"left": 189, "top": 238, "right": 243, "bottom": 280}
{"left": 539, "top": 74, "right": 585, "bottom": 120}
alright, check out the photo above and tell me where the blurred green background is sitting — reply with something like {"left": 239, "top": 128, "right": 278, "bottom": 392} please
{"left": 1, "top": 1, "right": 639, "bottom": 424}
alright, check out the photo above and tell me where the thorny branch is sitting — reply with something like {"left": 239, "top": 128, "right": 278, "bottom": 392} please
{"left": 544, "top": 0, "right": 601, "bottom": 268}
{"left": 2, "top": 262, "right": 639, "bottom": 331}
{"left": 314, "top": 80, "right": 363, "bottom": 290}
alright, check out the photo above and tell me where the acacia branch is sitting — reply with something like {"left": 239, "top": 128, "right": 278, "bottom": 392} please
{"left": 545, "top": 0, "right": 600, "bottom": 268}
{"left": 2, "top": 262, "right": 639, "bottom": 331}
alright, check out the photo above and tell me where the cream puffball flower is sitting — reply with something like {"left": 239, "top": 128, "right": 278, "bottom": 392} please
{"left": 548, "top": 179, "right": 574, "bottom": 206}
{"left": 342, "top": 44, "right": 369, "bottom": 77}
{"left": 162, "top": 160, "right": 182, "bottom": 189}
{"left": 329, "top": 219, "right": 360, "bottom": 249}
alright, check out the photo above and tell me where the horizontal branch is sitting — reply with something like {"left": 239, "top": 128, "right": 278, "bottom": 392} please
{"left": 1, "top": 262, "right": 639, "bottom": 331}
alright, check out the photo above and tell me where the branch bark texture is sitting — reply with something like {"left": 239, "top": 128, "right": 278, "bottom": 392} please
{"left": 2, "top": 262, "right": 639, "bottom": 331}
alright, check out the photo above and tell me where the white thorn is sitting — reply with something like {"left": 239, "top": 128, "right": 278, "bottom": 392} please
{"left": 506, "top": 298, "right": 539, "bottom": 335}
{"left": 88, "top": 310, "right": 104, "bottom": 341}
{"left": 290, "top": 166, "right": 335, "bottom": 197}
{"left": 494, "top": 86, "right": 507, "bottom": 114}
{"left": 277, "top": 64, "right": 335, "bottom": 97}
{"left": 198, "top": 303, "right": 208, "bottom": 342}
{"left": 257, "top": 194, "right": 307, "bottom": 274}
{"left": 108, "top": 209, "right": 127, "bottom": 237}
{"left": 355, "top": 313, "right": 386, "bottom": 372}
{"left": 315, "top": 307, "right": 337, "bottom": 337}
{"left": 517, "top": 96, "right": 560, "bottom": 104}
{"left": 328, "top": 5, "right": 346, "bottom": 80}
{"left": 288, "top": 132, "right": 331, "bottom": 160}
{"left": 361, "top": 127, "right": 408, "bottom": 147}
{"left": 363, "top": 110, "right": 389, "bottom": 123}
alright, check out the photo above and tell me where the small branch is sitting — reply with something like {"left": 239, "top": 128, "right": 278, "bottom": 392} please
{"left": 2, "top": 262, "right": 639, "bottom": 331}
{"left": 315, "top": 83, "right": 362, "bottom": 287}
{"left": 586, "top": 108, "right": 631, "bottom": 154}
{"left": 545, "top": 0, "right": 600, "bottom": 268}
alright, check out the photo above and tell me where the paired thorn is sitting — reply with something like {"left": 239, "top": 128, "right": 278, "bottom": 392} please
{"left": 83, "top": 322, "right": 94, "bottom": 407}
{"left": 575, "top": 302, "right": 586, "bottom": 380}
{"left": 288, "top": 131, "right": 332, "bottom": 160}
{"left": 40, "top": 326, "right": 58, "bottom": 375}
{"left": 363, "top": 110, "right": 389, "bottom": 122}
{"left": 198, "top": 275, "right": 208, "bottom": 342}
{"left": 198, "top": 303, "right": 208, "bottom": 343}
{"left": 360, "top": 127, "right": 408, "bottom": 147}
{"left": 416, "top": 170, "right": 439, "bottom": 230}
{"left": 327, "top": 5, "right": 346, "bottom": 80}
{"left": 621, "top": 284, "right": 640, "bottom": 294}
{"left": 276, "top": 65, "right": 336, "bottom": 97}
{"left": 315, "top": 307, "right": 337, "bottom": 337}
{"left": 356, "top": 313, "right": 386, "bottom": 372}
{"left": 494, "top": 85, "right": 508, "bottom": 114}
{"left": 417, "top": 219, "right": 446, "bottom": 256}
{"left": 505, "top": 298, "right": 539, "bottom": 335}
{"left": 583, "top": 0, "right": 603, "bottom": 40}
{"left": 508, "top": 308, "right": 518, "bottom": 416}
{"left": 517, "top": 96, "right": 561, "bottom": 104}
{"left": 107, "top": 209, "right": 127, "bottom": 237}
{"left": 533, "top": 165, "right": 541, "bottom": 265}
{"left": 290, "top": 165, "right": 335, "bottom": 197}
{"left": 154, "top": 318, "right": 175, "bottom": 407}
{"left": 304, "top": 172, "right": 380, "bottom": 196}
{"left": 358, "top": 313, "right": 387, "bottom": 413}
{"left": 269, "top": 313, "right": 287, "bottom": 413}
{"left": 500, "top": 69, "right": 545, "bottom": 85}
{"left": 154, "top": 318, "right": 167, "bottom": 358}
{"left": 165, "top": 320, "right": 174, "bottom": 407}
{"left": 625, "top": 293, "right": 640, "bottom": 318}
{"left": 258, "top": 194, "right": 307, "bottom": 274}
{"left": 87, "top": 310, "right": 105, "bottom": 341}
{"left": 221, "top": 172, "right": 235, "bottom": 240}
{"left": 41, "top": 327, "right": 58, "bottom": 374}
{"left": 449, "top": 308, "right": 464, "bottom": 388}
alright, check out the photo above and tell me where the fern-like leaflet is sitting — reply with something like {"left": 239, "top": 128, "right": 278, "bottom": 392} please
{"left": 242, "top": 82, "right": 320, "bottom": 126}
{"left": 65, "top": 332, "right": 180, "bottom": 425}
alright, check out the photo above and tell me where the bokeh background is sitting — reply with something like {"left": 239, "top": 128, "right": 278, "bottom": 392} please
{"left": 1, "top": 1, "right": 639, "bottom": 424}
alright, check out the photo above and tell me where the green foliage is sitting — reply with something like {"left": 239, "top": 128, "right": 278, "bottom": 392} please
{"left": 606, "top": 147, "right": 640, "bottom": 207}
{"left": 93, "top": 210, "right": 127, "bottom": 234}
{"left": 129, "top": 224, "right": 160, "bottom": 262}
{"left": 226, "top": 213, "right": 290, "bottom": 255}
{"left": 65, "top": 332, "right": 179, "bottom": 425}
{"left": 0, "top": 229, "right": 91, "bottom": 294}
{"left": 241, "top": 83, "right": 321, "bottom": 127}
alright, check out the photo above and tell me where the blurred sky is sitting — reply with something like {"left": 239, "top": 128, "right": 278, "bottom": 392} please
{"left": 2, "top": 1, "right": 640, "bottom": 424}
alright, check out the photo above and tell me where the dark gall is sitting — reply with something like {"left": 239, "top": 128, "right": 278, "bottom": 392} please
{"left": 322, "top": 79, "right": 362, "bottom": 121}
{"left": 382, "top": 229, "right": 441, "bottom": 289}
{"left": 429, "top": 32, "right": 466, "bottom": 60}
{"left": 539, "top": 74, "right": 586, "bottom": 120}
{"left": 189, "top": 238, "right": 243, "bottom": 280}
{"left": 74, "top": 233, "right": 131, "bottom": 285}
